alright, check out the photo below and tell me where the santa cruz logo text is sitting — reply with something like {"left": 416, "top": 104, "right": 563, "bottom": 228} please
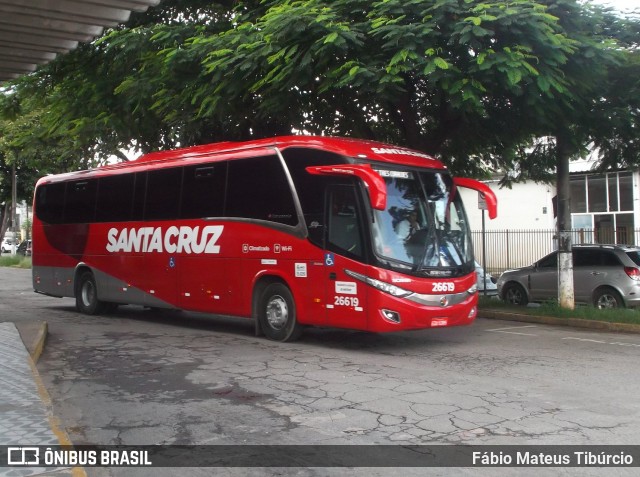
{"left": 106, "top": 226, "right": 224, "bottom": 254}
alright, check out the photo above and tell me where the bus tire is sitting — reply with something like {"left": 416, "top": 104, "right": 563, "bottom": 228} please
{"left": 75, "top": 271, "right": 105, "bottom": 315}
{"left": 258, "top": 283, "right": 303, "bottom": 342}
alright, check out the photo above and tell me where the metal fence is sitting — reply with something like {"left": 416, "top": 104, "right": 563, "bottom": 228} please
{"left": 471, "top": 228, "right": 640, "bottom": 276}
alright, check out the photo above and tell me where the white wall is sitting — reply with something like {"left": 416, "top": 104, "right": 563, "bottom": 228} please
{"left": 459, "top": 180, "right": 556, "bottom": 231}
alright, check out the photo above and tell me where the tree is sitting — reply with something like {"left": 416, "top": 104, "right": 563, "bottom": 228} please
{"left": 0, "top": 93, "right": 81, "bottom": 241}
{"left": 4, "top": 0, "right": 582, "bottom": 173}
{"left": 531, "top": 1, "right": 640, "bottom": 309}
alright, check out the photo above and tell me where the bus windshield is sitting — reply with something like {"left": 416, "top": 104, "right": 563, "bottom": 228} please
{"left": 371, "top": 169, "right": 473, "bottom": 274}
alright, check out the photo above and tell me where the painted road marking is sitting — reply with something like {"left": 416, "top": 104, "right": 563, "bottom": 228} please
{"left": 563, "top": 337, "right": 640, "bottom": 348}
{"left": 486, "top": 324, "right": 640, "bottom": 348}
{"left": 487, "top": 325, "right": 538, "bottom": 336}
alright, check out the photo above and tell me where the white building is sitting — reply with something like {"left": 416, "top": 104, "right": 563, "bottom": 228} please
{"left": 459, "top": 161, "right": 640, "bottom": 273}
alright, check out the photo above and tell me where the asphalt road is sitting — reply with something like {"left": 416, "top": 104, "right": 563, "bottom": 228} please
{"left": 2, "top": 266, "right": 640, "bottom": 476}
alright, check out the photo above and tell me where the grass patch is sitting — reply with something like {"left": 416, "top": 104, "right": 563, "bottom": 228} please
{"left": 0, "top": 255, "right": 32, "bottom": 268}
{"left": 478, "top": 295, "right": 640, "bottom": 325}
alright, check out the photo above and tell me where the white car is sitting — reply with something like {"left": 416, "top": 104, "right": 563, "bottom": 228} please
{"left": 1, "top": 238, "right": 13, "bottom": 253}
{"left": 475, "top": 261, "right": 498, "bottom": 296}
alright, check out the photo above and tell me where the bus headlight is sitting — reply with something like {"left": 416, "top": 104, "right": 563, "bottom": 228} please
{"left": 344, "top": 269, "right": 413, "bottom": 298}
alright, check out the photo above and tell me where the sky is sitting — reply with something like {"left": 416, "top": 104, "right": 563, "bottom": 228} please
{"left": 589, "top": 0, "right": 639, "bottom": 13}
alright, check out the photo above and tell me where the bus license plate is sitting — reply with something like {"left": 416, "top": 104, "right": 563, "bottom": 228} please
{"left": 431, "top": 318, "right": 448, "bottom": 327}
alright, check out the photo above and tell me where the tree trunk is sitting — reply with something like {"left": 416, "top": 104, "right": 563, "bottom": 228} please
{"left": 556, "top": 132, "right": 575, "bottom": 309}
{"left": 0, "top": 202, "right": 9, "bottom": 242}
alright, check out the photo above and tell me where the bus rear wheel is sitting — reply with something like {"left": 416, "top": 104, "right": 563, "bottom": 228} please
{"left": 258, "top": 283, "right": 302, "bottom": 342}
{"left": 76, "top": 271, "right": 105, "bottom": 315}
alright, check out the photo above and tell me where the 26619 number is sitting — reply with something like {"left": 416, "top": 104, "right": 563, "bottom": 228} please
{"left": 432, "top": 282, "right": 454, "bottom": 292}
{"left": 334, "top": 296, "right": 360, "bottom": 307}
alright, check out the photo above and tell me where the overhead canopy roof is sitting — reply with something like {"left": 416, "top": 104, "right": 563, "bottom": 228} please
{"left": 0, "top": 0, "right": 160, "bottom": 82}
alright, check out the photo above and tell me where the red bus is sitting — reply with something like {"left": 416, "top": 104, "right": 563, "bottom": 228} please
{"left": 32, "top": 136, "right": 496, "bottom": 341}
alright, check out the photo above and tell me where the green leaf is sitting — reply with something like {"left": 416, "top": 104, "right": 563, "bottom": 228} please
{"left": 324, "top": 32, "right": 339, "bottom": 44}
{"left": 536, "top": 75, "right": 550, "bottom": 93}
{"left": 434, "top": 57, "right": 449, "bottom": 70}
{"left": 507, "top": 69, "right": 522, "bottom": 85}
{"left": 465, "top": 16, "right": 482, "bottom": 26}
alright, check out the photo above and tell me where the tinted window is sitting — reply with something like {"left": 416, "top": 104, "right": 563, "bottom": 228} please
{"left": 327, "top": 185, "right": 364, "bottom": 259}
{"left": 181, "top": 163, "right": 227, "bottom": 219}
{"left": 226, "top": 155, "right": 297, "bottom": 226}
{"left": 145, "top": 168, "right": 182, "bottom": 221}
{"left": 574, "top": 249, "right": 620, "bottom": 267}
{"left": 537, "top": 252, "right": 557, "bottom": 268}
{"left": 600, "top": 251, "right": 621, "bottom": 266}
{"left": 282, "top": 148, "right": 344, "bottom": 244}
{"left": 35, "top": 182, "right": 66, "bottom": 224}
{"left": 96, "top": 174, "right": 134, "bottom": 222}
{"left": 627, "top": 251, "right": 640, "bottom": 267}
{"left": 132, "top": 172, "right": 146, "bottom": 221}
{"left": 573, "top": 249, "right": 594, "bottom": 267}
{"left": 64, "top": 180, "right": 97, "bottom": 223}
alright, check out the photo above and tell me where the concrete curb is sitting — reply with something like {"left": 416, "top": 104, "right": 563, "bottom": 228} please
{"left": 15, "top": 321, "right": 49, "bottom": 363}
{"left": 480, "top": 309, "right": 640, "bottom": 334}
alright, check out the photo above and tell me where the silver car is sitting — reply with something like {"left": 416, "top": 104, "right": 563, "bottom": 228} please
{"left": 497, "top": 244, "right": 640, "bottom": 308}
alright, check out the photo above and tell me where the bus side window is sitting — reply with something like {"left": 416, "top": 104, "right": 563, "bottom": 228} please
{"left": 64, "top": 180, "right": 98, "bottom": 223}
{"left": 96, "top": 174, "right": 135, "bottom": 222}
{"left": 226, "top": 155, "right": 298, "bottom": 226}
{"left": 145, "top": 167, "right": 183, "bottom": 221}
{"left": 327, "top": 186, "right": 363, "bottom": 259}
{"left": 281, "top": 148, "right": 343, "bottom": 247}
{"left": 181, "top": 163, "right": 226, "bottom": 219}
{"left": 35, "top": 182, "right": 66, "bottom": 224}
{"left": 132, "top": 172, "right": 147, "bottom": 221}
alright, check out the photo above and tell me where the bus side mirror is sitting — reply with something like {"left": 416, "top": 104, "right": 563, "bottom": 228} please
{"left": 306, "top": 164, "right": 387, "bottom": 211}
{"left": 453, "top": 177, "right": 498, "bottom": 219}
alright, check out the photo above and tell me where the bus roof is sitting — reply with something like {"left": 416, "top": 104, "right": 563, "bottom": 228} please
{"left": 36, "top": 136, "right": 446, "bottom": 185}
{"left": 134, "top": 136, "right": 444, "bottom": 169}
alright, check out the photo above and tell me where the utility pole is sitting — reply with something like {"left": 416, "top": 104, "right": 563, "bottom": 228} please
{"left": 11, "top": 163, "right": 18, "bottom": 255}
{"left": 11, "top": 163, "right": 17, "bottom": 254}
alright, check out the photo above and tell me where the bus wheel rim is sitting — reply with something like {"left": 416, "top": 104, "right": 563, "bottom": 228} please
{"left": 266, "top": 295, "right": 288, "bottom": 330}
{"left": 82, "top": 281, "right": 95, "bottom": 307}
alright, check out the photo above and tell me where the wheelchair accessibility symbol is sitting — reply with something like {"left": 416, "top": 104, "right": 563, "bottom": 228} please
{"left": 324, "top": 253, "right": 334, "bottom": 266}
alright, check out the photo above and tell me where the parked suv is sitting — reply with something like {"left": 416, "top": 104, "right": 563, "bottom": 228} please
{"left": 497, "top": 244, "right": 640, "bottom": 309}
{"left": 16, "top": 239, "right": 31, "bottom": 256}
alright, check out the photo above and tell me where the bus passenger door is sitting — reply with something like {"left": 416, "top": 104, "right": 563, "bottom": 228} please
{"left": 324, "top": 185, "right": 368, "bottom": 330}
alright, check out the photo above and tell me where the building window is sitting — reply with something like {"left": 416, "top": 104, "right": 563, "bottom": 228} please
{"left": 619, "top": 172, "right": 633, "bottom": 211}
{"left": 570, "top": 176, "right": 586, "bottom": 213}
{"left": 571, "top": 172, "right": 634, "bottom": 214}
{"left": 587, "top": 176, "right": 607, "bottom": 212}
{"left": 570, "top": 171, "right": 635, "bottom": 245}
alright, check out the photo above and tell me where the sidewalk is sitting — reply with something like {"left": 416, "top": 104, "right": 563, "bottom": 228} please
{"left": 0, "top": 321, "right": 81, "bottom": 477}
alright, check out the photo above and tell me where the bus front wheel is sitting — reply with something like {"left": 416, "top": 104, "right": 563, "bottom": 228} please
{"left": 258, "top": 283, "right": 303, "bottom": 342}
{"left": 76, "top": 271, "right": 105, "bottom": 315}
